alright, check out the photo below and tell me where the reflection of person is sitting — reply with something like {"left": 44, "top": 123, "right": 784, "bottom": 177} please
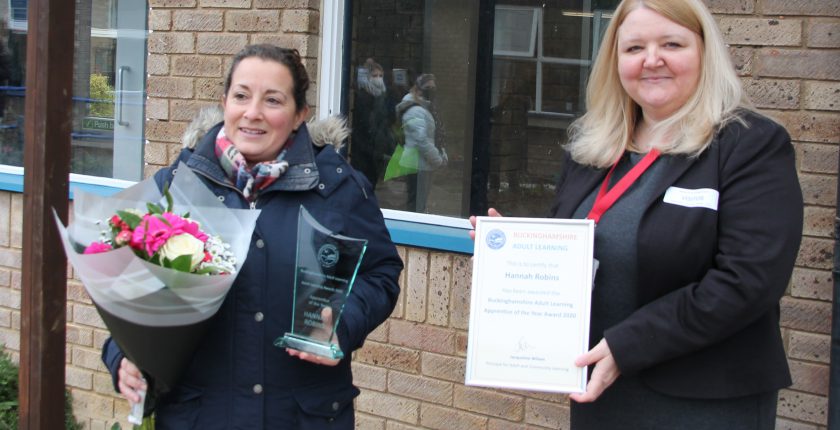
{"left": 471, "top": 0, "right": 802, "bottom": 428}
{"left": 102, "top": 44, "right": 403, "bottom": 429}
{"left": 350, "top": 58, "right": 395, "bottom": 190}
{"left": 396, "top": 73, "right": 447, "bottom": 212}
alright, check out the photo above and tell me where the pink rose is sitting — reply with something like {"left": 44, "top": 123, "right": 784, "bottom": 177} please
{"left": 84, "top": 241, "right": 113, "bottom": 254}
{"left": 130, "top": 214, "right": 175, "bottom": 257}
{"left": 161, "top": 213, "right": 208, "bottom": 243}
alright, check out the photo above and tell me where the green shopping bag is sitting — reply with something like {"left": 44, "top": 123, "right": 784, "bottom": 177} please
{"left": 384, "top": 144, "right": 419, "bottom": 181}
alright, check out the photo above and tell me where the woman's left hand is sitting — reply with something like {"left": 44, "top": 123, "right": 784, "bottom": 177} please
{"left": 286, "top": 307, "right": 341, "bottom": 367}
{"left": 569, "top": 338, "right": 621, "bottom": 403}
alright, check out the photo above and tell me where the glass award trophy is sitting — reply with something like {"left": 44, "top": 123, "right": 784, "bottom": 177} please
{"left": 274, "top": 206, "right": 368, "bottom": 359}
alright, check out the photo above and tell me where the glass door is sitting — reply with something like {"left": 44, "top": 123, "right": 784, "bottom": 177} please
{"left": 0, "top": 0, "right": 148, "bottom": 181}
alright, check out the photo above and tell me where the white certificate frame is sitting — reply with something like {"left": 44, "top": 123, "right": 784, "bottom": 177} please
{"left": 466, "top": 217, "right": 595, "bottom": 393}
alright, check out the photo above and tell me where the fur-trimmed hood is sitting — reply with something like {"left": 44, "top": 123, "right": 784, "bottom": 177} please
{"left": 181, "top": 106, "right": 349, "bottom": 151}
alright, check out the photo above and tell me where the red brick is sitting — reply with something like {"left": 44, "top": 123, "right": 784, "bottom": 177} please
{"left": 172, "top": 55, "right": 223, "bottom": 77}
{"left": 788, "top": 360, "right": 829, "bottom": 395}
{"left": 173, "top": 10, "right": 223, "bottom": 31}
{"left": 355, "top": 413, "right": 385, "bottom": 430}
{"left": 419, "top": 404, "right": 488, "bottom": 430}
{"left": 790, "top": 267, "right": 834, "bottom": 301}
{"left": 802, "top": 205, "right": 834, "bottom": 238}
{"left": 797, "top": 142, "right": 839, "bottom": 174}
{"left": 388, "top": 371, "right": 453, "bottom": 405}
{"left": 148, "top": 32, "right": 194, "bottom": 54}
{"left": 788, "top": 331, "right": 831, "bottom": 363}
{"left": 742, "top": 78, "right": 799, "bottom": 109}
{"left": 756, "top": 49, "right": 840, "bottom": 80}
{"left": 251, "top": 34, "right": 319, "bottom": 57}
{"left": 803, "top": 81, "right": 840, "bottom": 111}
{"left": 774, "top": 417, "right": 819, "bottom": 430}
{"left": 453, "top": 385, "right": 524, "bottom": 421}
{"left": 779, "top": 297, "right": 832, "bottom": 334}
{"left": 255, "top": 0, "right": 318, "bottom": 7}
{"left": 199, "top": 0, "right": 249, "bottom": 6}
{"left": 449, "top": 255, "right": 472, "bottom": 330}
{"left": 149, "top": 9, "right": 171, "bottom": 31}
{"left": 146, "top": 120, "right": 188, "bottom": 144}
{"left": 149, "top": 0, "right": 195, "bottom": 6}
{"left": 356, "top": 391, "right": 420, "bottom": 424}
{"left": 524, "top": 398, "right": 570, "bottom": 429}
{"left": 169, "top": 100, "right": 219, "bottom": 122}
{"left": 355, "top": 341, "right": 421, "bottom": 373}
{"left": 404, "top": 248, "right": 428, "bottom": 322}
{"left": 427, "top": 253, "right": 451, "bottom": 326}
{"left": 226, "top": 11, "right": 280, "bottom": 32}
{"left": 777, "top": 389, "right": 828, "bottom": 426}
{"left": 729, "top": 46, "right": 754, "bottom": 76}
{"left": 771, "top": 111, "right": 840, "bottom": 144}
{"left": 763, "top": 0, "right": 840, "bottom": 17}
{"left": 807, "top": 19, "right": 840, "bottom": 48}
{"left": 390, "top": 319, "right": 455, "bottom": 355}
{"left": 196, "top": 33, "right": 248, "bottom": 55}
{"left": 351, "top": 362, "right": 387, "bottom": 391}
{"left": 421, "top": 352, "right": 465, "bottom": 383}
{"left": 147, "top": 76, "right": 194, "bottom": 99}
{"left": 147, "top": 54, "right": 170, "bottom": 76}
{"left": 718, "top": 17, "right": 802, "bottom": 46}
{"left": 281, "top": 9, "right": 319, "bottom": 33}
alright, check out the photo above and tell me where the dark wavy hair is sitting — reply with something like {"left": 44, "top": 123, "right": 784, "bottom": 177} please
{"left": 223, "top": 44, "right": 310, "bottom": 113}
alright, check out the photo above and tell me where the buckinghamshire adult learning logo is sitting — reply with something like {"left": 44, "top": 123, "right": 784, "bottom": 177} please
{"left": 318, "top": 243, "right": 339, "bottom": 268}
{"left": 486, "top": 229, "right": 506, "bottom": 250}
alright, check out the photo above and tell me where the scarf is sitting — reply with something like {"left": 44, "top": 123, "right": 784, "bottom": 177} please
{"left": 214, "top": 128, "right": 289, "bottom": 201}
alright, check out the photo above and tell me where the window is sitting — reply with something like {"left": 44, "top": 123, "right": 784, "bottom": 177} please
{"left": 327, "top": 1, "right": 620, "bottom": 251}
{"left": 0, "top": 0, "right": 148, "bottom": 182}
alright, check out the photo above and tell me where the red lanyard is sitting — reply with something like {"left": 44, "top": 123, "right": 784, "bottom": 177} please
{"left": 586, "top": 149, "right": 661, "bottom": 224}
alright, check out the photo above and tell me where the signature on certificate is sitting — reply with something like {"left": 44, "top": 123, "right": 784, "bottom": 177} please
{"left": 515, "top": 336, "right": 535, "bottom": 353}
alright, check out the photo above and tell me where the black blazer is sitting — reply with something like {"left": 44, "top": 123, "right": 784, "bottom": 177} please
{"left": 550, "top": 111, "right": 802, "bottom": 399}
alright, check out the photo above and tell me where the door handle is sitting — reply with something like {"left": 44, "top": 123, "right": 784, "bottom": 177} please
{"left": 117, "top": 65, "right": 130, "bottom": 126}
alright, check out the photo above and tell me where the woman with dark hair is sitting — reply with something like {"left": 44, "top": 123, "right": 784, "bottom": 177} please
{"left": 102, "top": 44, "right": 402, "bottom": 429}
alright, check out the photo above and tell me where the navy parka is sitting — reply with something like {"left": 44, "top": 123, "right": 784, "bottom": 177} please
{"left": 102, "top": 112, "right": 403, "bottom": 429}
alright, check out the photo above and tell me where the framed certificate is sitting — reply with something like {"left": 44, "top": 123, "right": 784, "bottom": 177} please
{"left": 465, "top": 217, "right": 595, "bottom": 393}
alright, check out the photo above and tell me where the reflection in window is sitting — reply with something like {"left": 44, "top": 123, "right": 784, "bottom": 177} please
{"left": 346, "top": 1, "right": 618, "bottom": 218}
{"left": 0, "top": 0, "right": 147, "bottom": 181}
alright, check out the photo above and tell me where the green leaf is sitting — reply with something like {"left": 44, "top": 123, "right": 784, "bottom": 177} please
{"left": 146, "top": 202, "right": 165, "bottom": 215}
{"left": 165, "top": 254, "right": 194, "bottom": 273}
{"left": 192, "top": 266, "right": 218, "bottom": 275}
{"left": 110, "top": 423, "right": 122, "bottom": 430}
{"left": 163, "top": 182, "right": 174, "bottom": 213}
{"left": 116, "top": 210, "right": 142, "bottom": 230}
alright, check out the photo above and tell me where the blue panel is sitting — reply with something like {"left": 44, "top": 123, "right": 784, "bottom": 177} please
{"left": 0, "top": 172, "right": 475, "bottom": 254}
{"left": 385, "top": 218, "right": 474, "bottom": 255}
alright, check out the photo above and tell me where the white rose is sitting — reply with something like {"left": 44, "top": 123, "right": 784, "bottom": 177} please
{"left": 159, "top": 233, "right": 205, "bottom": 270}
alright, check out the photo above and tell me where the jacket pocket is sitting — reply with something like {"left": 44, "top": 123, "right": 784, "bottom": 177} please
{"left": 154, "top": 386, "right": 202, "bottom": 430}
{"left": 293, "top": 384, "right": 359, "bottom": 428}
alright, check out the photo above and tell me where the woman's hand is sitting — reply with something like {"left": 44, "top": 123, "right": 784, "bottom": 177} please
{"left": 569, "top": 338, "right": 621, "bottom": 403}
{"left": 469, "top": 208, "right": 503, "bottom": 240}
{"left": 117, "top": 357, "right": 147, "bottom": 404}
{"left": 286, "top": 307, "right": 341, "bottom": 367}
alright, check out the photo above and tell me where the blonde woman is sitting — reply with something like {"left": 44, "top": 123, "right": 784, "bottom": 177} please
{"left": 473, "top": 0, "right": 801, "bottom": 428}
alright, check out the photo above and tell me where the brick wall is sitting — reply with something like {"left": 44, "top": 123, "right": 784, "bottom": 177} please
{"left": 0, "top": 0, "right": 836, "bottom": 428}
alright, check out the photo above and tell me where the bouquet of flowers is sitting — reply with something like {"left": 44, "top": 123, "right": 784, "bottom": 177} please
{"left": 55, "top": 162, "right": 260, "bottom": 421}
{"left": 83, "top": 192, "right": 237, "bottom": 276}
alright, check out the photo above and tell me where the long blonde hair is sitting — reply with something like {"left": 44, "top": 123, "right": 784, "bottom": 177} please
{"left": 566, "top": 0, "right": 751, "bottom": 168}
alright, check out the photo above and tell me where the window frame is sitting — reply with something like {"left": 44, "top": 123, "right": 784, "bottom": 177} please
{"left": 321, "top": 1, "right": 474, "bottom": 254}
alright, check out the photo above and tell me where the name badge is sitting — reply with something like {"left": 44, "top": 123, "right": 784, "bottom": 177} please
{"left": 663, "top": 187, "right": 719, "bottom": 210}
